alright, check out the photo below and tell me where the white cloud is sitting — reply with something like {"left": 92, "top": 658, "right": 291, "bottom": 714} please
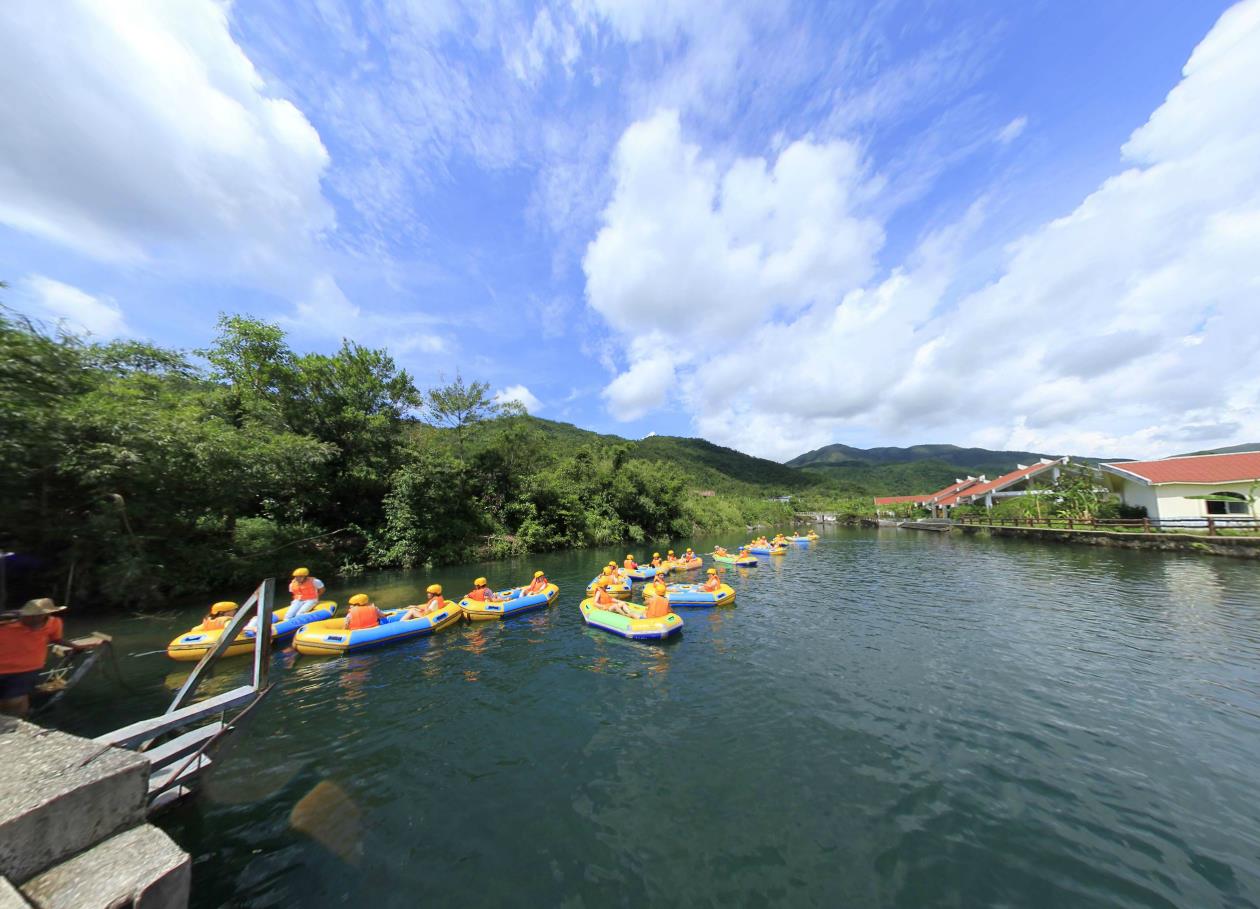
{"left": 996, "top": 115, "right": 1028, "bottom": 144}
{"left": 584, "top": 1, "right": 1260, "bottom": 461}
{"left": 21, "top": 275, "right": 129, "bottom": 338}
{"left": 494, "top": 384, "right": 543, "bottom": 413}
{"left": 584, "top": 109, "right": 881, "bottom": 349}
{"left": 0, "top": 1, "right": 332, "bottom": 272}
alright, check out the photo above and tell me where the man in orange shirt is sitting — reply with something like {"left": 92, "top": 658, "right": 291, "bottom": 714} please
{"left": 0, "top": 598, "right": 92, "bottom": 718}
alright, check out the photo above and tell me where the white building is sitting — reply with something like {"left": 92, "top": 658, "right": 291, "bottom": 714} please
{"left": 1101, "top": 452, "right": 1260, "bottom": 522}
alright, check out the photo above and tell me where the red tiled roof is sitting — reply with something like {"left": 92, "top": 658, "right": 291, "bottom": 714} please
{"left": 1103, "top": 452, "right": 1260, "bottom": 485}
{"left": 926, "top": 477, "right": 981, "bottom": 503}
{"left": 959, "top": 458, "right": 1067, "bottom": 501}
{"left": 874, "top": 477, "right": 985, "bottom": 508}
{"left": 873, "top": 494, "right": 931, "bottom": 505}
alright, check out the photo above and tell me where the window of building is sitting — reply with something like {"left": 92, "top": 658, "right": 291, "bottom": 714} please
{"left": 1205, "top": 492, "right": 1250, "bottom": 515}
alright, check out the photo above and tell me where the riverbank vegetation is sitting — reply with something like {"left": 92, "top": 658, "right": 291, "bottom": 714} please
{"left": 2, "top": 310, "right": 875, "bottom": 610}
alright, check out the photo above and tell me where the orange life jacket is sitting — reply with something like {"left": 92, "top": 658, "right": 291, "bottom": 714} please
{"left": 290, "top": 578, "right": 318, "bottom": 601}
{"left": 644, "top": 595, "right": 670, "bottom": 619}
{"left": 623, "top": 559, "right": 637, "bottom": 570}
{"left": 426, "top": 595, "right": 445, "bottom": 611}
{"left": 346, "top": 605, "right": 380, "bottom": 630}
{"left": 468, "top": 587, "right": 491, "bottom": 602}
{"left": 594, "top": 587, "right": 616, "bottom": 607}
{"left": 525, "top": 579, "right": 546, "bottom": 594}
{"left": 201, "top": 615, "right": 228, "bottom": 631}
{"left": 702, "top": 577, "right": 721, "bottom": 592}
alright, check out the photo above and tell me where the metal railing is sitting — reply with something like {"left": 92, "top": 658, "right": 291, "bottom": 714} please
{"left": 952, "top": 515, "right": 1260, "bottom": 536}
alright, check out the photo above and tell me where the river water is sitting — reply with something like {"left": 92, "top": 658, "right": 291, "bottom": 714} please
{"left": 52, "top": 528, "right": 1260, "bottom": 907}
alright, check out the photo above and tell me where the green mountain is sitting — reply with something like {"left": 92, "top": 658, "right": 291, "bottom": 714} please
{"left": 787, "top": 442, "right": 1058, "bottom": 470}
{"left": 519, "top": 418, "right": 813, "bottom": 493}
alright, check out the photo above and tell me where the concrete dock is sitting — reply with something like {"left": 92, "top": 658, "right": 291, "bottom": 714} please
{"left": 0, "top": 718, "right": 189, "bottom": 908}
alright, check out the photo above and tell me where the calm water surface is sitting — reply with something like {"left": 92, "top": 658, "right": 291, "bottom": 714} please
{"left": 54, "top": 529, "right": 1260, "bottom": 907}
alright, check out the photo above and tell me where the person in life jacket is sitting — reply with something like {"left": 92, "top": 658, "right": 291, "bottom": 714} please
{"left": 737, "top": 546, "right": 753, "bottom": 559}
{"left": 650, "top": 552, "right": 662, "bottom": 568}
{"left": 713, "top": 546, "right": 728, "bottom": 557}
{"left": 701, "top": 568, "right": 721, "bottom": 593}
{"left": 522, "top": 571, "right": 548, "bottom": 596}
{"left": 683, "top": 548, "right": 696, "bottom": 562}
{"left": 288, "top": 567, "right": 326, "bottom": 619}
{"left": 344, "top": 594, "right": 386, "bottom": 630}
{"left": 401, "top": 585, "right": 445, "bottom": 620}
{"left": 600, "top": 565, "right": 620, "bottom": 585}
{"left": 643, "top": 579, "right": 671, "bottom": 619}
{"left": 666, "top": 550, "right": 675, "bottom": 562}
{"left": 593, "top": 581, "right": 632, "bottom": 616}
{"left": 197, "top": 601, "right": 238, "bottom": 631}
{"left": 623, "top": 554, "right": 638, "bottom": 571}
{"left": 466, "top": 578, "right": 504, "bottom": 603}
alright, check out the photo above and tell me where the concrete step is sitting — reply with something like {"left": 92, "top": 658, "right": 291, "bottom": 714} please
{"left": 0, "top": 719, "right": 148, "bottom": 883}
{"left": 19, "top": 825, "right": 189, "bottom": 909}
{"left": 0, "top": 878, "right": 31, "bottom": 908}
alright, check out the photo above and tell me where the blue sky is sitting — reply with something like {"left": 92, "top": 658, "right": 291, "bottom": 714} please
{"left": 2, "top": 0, "right": 1257, "bottom": 460}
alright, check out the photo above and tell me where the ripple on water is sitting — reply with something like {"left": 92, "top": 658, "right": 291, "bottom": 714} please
{"left": 63, "top": 530, "right": 1260, "bottom": 907}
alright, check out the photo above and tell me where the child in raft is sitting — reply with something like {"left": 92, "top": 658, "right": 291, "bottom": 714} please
{"left": 701, "top": 568, "right": 721, "bottom": 593}
{"left": 400, "top": 584, "right": 445, "bottom": 620}
{"left": 623, "top": 554, "right": 638, "bottom": 571}
{"left": 642, "top": 580, "right": 671, "bottom": 619}
{"left": 738, "top": 546, "right": 754, "bottom": 559}
{"left": 592, "top": 581, "right": 636, "bottom": 616}
{"left": 344, "top": 594, "right": 387, "bottom": 630}
{"left": 649, "top": 552, "right": 663, "bottom": 568}
{"left": 520, "top": 571, "right": 548, "bottom": 596}
{"left": 196, "top": 601, "right": 238, "bottom": 631}
{"left": 713, "top": 546, "right": 728, "bottom": 557}
{"left": 465, "top": 577, "right": 504, "bottom": 603}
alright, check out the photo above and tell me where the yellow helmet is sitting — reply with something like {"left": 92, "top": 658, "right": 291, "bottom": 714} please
{"left": 348, "top": 593, "right": 369, "bottom": 606}
{"left": 626, "top": 554, "right": 634, "bottom": 559}
{"left": 602, "top": 566, "right": 614, "bottom": 575}
{"left": 426, "top": 584, "right": 442, "bottom": 595}
{"left": 210, "top": 601, "right": 237, "bottom": 616}
{"left": 667, "top": 550, "right": 675, "bottom": 556}
{"left": 474, "top": 577, "right": 487, "bottom": 587}
{"left": 653, "top": 552, "right": 660, "bottom": 558}
{"left": 292, "top": 567, "right": 310, "bottom": 577}
{"left": 533, "top": 570, "right": 544, "bottom": 578}
{"left": 707, "top": 568, "right": 717, "bottom": 575}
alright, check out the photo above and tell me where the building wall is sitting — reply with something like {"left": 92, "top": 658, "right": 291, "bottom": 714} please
{"left": 1119, "top": 479, "right": 1257, "bottom": 521}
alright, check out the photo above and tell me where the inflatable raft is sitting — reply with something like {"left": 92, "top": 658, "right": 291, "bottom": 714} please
{"left": 624, "top": 566, "right": 658, "bottom": 581}
{"left": 664, "top": 583, "right": 735, "bottom": 607}
{"left": 749, "top": 545, "right": 788, "bottom": 556}
{"left": 460, "top": 583, "right": 559, "bottom": 620}
{"left": 713, "top": 553, "right": 758, "bottom": 567}
{"left": 293, "top": 601, "right": 462, "bottom": 656}
{"left": 166, "top": 601, "right": 337, "bottom": 662}
{"left": 670, "top": 557, "right": 703, "bottom": 572}
{"left": 586, "top": 575, "right": 632, "bottom": 599}
{"left": 787, "top": 535, "right": 812, "bottom": 544}
{"left": 579, "top": 599, "right": 683, "bottom": 640}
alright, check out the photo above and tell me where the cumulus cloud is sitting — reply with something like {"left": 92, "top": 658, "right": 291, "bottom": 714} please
{"left": 494, "top": 384, "right": 543, "bottom": 413}
{"left": 21, "top": 275, "right": 129, "bottom": 338}
{"left": 0, "top": 1, "right": 332, "bottom": 271}
{"left": 584, "top": 109, "right": 881, "bottom": 344}
{"left": 585, "top": 1, "right": 1260, "bottom": 460}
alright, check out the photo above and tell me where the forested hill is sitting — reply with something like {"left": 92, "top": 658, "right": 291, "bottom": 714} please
{"left": 522, "top": 418, "right": 814, "bottom": 492}
{"left": 787, "top": 442, "right": 1059, "bottom": 471}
